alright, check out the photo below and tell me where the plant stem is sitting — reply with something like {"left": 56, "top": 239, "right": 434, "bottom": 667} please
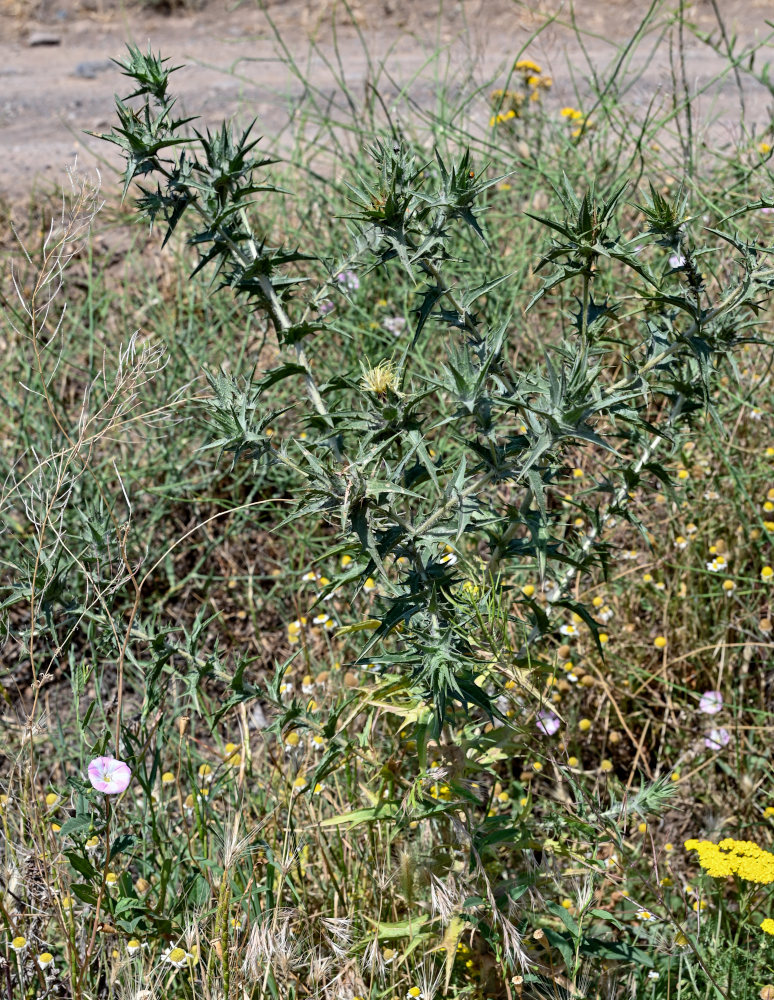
{"left": 77, "top": 797, "right": 112, "bottom": 995}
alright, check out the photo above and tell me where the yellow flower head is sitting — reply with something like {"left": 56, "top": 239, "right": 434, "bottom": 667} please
{"left": 489, "top": 109, "right": 517, "bottom": 127}
{"left": 166, "top": 946, "right": 189, "bottom": 967}
{"left": 360, "top": 358, "right": 399, "bottom": 396}
{"left": 686, "top": 838, "right": 774, "bottom": 884}
{"left": 515, "top": 58, "right": 542, "bottom": 74}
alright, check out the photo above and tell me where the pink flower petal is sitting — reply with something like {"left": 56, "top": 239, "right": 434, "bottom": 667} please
{"left": 536, "top": 710, "right": 560, "bottom": 736}
{"left": 698, "top": 690, "right": 723, "bottom": 715}
{"left": 704, "top": 727, "right": 730, "bottom": 750}
{"left": 87, "top": 756, "right": 131, "bottom": 795}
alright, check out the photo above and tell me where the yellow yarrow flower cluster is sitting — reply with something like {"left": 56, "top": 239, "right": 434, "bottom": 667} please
{"left": 685, "top": 838, "right": 774, "bottom": 883}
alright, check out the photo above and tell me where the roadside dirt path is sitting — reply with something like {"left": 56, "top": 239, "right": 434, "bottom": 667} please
{"left": 1, "top": 0, "right": 773, "bottom": 199}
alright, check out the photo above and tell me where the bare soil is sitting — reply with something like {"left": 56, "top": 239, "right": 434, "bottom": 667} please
{"left": 1, "top": 0, "right": 773, "bottom": 201}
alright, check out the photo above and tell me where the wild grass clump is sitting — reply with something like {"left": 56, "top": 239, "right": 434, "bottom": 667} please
{"left": 3, "top": 2, "right": 774, "bottom": 998}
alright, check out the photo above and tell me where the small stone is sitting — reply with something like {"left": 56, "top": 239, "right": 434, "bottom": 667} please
{"left": 27, "top": 31, "right": 62, "bottom": 46}
{"left": 74, "top": 60, "right": 114, "bottom": 80}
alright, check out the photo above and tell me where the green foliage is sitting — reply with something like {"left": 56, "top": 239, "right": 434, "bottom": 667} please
{"left": 100, "top": 45, "right": 774, "bottom": 733}
{"left": 5, "top": 6, "right": 774, "bottom": 999}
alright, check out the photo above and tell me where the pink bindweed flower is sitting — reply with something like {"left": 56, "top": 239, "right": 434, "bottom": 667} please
{"left": 536, "top": 710, "right": 560, "bottom": 736}
{"left": 87, "top": 757, "right": 131, "bottom": 794}
{"left": 698, "top": 690, "right": 723, "bottom": 715}
{"left": 669, "top": 253, "right": 686, "bottom": 269}
{"left": 704, "top": 728, "right": 730, "bottom": 751}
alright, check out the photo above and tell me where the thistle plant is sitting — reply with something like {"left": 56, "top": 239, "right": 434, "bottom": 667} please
{"left": 86, "top": 41, "right": 774, "bottom": 990}
{"left": 101, "top": 46, "right": 774, "bottom": 727}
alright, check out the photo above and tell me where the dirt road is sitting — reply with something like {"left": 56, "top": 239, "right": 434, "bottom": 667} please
{"left": 1, "top": 0, "right": 773, "bottom": 199}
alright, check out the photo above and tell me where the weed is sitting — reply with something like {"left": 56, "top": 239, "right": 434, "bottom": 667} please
{"left": 4, "top": 3, "right": 774, "bottom": 998}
